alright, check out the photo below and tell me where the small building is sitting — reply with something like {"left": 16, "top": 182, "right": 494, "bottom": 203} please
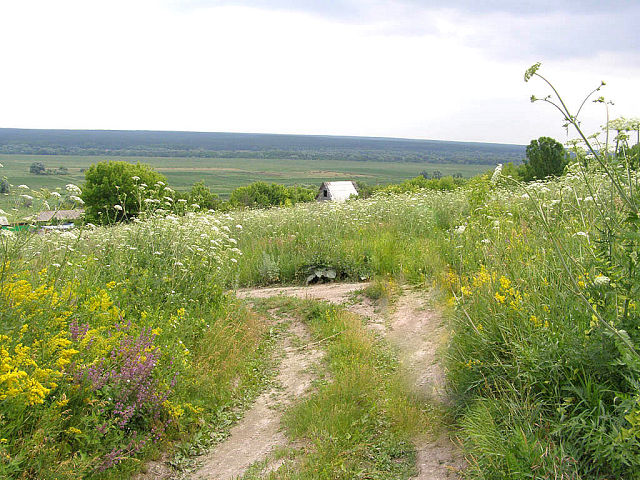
{"left": 0, "top": 216, "right": 9, "bottom": 227}
{"left": 35, "top": 209, "right": 84, "bottom": 224}
{"left": 317, "top": 181, "right": 358, "bottom": 202}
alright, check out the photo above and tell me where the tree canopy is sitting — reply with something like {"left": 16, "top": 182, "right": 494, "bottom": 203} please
{"left": 229, "top": 182, "right": 316, "bottom": 208}
{"left": 523, "top": 136, "right": 568, "bottom": 181}
{"left": 82, "top": 161, "right": 167, "bottom": 224}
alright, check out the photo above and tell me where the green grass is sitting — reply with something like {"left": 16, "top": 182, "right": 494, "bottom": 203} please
{"left": 228, "top": 190, "right": 462, "bottom": 287}
{"left": 0, "top": 154, "right": 488, "bottom": 198}
{"left": 241, "top": 297, "right": 434, "bottom": 480}
{"left": 211, "top": 161, "right": 640, "bottom": 478}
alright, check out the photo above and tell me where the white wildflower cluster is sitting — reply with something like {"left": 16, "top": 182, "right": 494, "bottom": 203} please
{"left": 490, "top": 164, "right": 503, "bottom": 184}
{"left": 25, "top": 209, "right": 244, "bottom": 284}
{"left": 65, "top": 184, "right": 82, "bottom": 195}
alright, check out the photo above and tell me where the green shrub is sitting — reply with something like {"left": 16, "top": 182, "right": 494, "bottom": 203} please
{"left": 229, "top": 181, "right": 315, "bottom": 208}
{"left": 82, "top": 161, "right": 168, "bottom": 224}
{"left": 186, "top": 180, "right": 226, "bottom": 211}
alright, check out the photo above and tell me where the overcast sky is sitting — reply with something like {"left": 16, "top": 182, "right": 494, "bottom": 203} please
{"left": 1, "top": 0, "right": 638, "bottom": 144}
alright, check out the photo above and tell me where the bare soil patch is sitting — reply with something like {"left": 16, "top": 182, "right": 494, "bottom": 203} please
{"left": 193, "top": 319, "right": 322, "bottom": 480}
{"left": 387, "top": 290, "right": 464, "bottom": 479}
{"left": 236, "top": 282, "right": 365, "bottom": 304}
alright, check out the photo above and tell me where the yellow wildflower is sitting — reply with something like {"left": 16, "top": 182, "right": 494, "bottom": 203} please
{"left": 530, "top": 315, "right": 542, "bottom": 328}
{"left": 472, "top": 266, "right": 491, "bottom": 288}
{"left": 499, "top": 276, "right": 511, "bottom": 290}
{"left": 184, "top": 403, "right": 204, "bottom": 414}
{"left": 163, "top": 400, "right": 184, "bottom": 418}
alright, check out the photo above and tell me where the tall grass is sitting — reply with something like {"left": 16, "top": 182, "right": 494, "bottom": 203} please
{"left": 223, "top": 143, "right": 640, "bottom": 476}
{"left": 228, "top": 191, "right": 466, "bottom": 287}
{"left": 0, "top": 213, "right": 272, "bottom": 478}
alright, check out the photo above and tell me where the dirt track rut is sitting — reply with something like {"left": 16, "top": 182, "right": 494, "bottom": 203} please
{"left": 193, "top": 282, "right": 462, "bottom": 479}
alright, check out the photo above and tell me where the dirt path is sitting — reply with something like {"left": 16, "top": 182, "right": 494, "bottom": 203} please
{"left": 237, "top": 283, "right": 463, "bottom": 479}
{"left": 193, "top": 319, "right": 323, "bottom": 480}
{"left": 236, "top": 282, "right": 382, "bottom": 331}
{"left": 388, "top": 290, "right": 463, "bottom": 479}
{"left": 236, "top": 282, "right": 365, "bottom": 304}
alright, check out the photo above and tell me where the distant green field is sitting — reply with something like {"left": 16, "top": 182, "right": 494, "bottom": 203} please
{"left": 0, "top": 154, "right": 490, "bottom": 197}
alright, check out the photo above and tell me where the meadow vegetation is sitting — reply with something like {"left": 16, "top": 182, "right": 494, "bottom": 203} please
{"left": 1, "top": 65, "right": 640, "bottom": 478}
{"left": 0, "top": 153, "right": 486, "bottom": 203}
{"left": 0, "top": 212, "right": 271, "bottom": 478}
{"left": 244, "top": 297, "right": 429, "bottom": 479}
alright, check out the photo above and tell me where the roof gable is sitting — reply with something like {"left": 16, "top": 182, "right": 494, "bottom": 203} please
{"left": 35, "top": 210, "right": 84, "bottom": 222}
{"left": 318, "top": 181, "right": 358, "bottom": 202}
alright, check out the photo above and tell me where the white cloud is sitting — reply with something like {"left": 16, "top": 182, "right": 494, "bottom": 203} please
{"left": 0, "top": 0, "right": 637, "bottom": 144}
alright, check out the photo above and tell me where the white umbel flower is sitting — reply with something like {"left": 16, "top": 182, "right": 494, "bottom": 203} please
{"left": 490, "top": 164, "right": 503, "bottom": 184}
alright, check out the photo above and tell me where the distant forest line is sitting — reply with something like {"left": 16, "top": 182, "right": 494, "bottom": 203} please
{"left": 0, "top": 128, "right": 525, "bottom": 165}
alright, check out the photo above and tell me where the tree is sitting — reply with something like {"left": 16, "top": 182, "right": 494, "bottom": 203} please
{"left": 0, "top": 178, "right": 9, "bottom": 194}
{"left": 82, "top": 161, "right": 167, "bottom": 224}
{"left": 229, "top": 182, "right": 315, "bottom": 208}
{"left": 188, "top": 181, "right": 224, "bottom": 211}
{"left": 230, "top": 182, "right": 289, "bottom": 208}
{"left": 354, "top": 181, "right": 376, "bottom": 199}
{"left": 523, "top": 136, "right": 568, "bottom": 181}
{"left": 30, "top": 162, "right": 46, "bottom": 175}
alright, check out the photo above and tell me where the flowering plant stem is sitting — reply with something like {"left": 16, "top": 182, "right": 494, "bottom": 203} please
{"left": 523, "top": 63, "right": 640, "bottom": 360}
